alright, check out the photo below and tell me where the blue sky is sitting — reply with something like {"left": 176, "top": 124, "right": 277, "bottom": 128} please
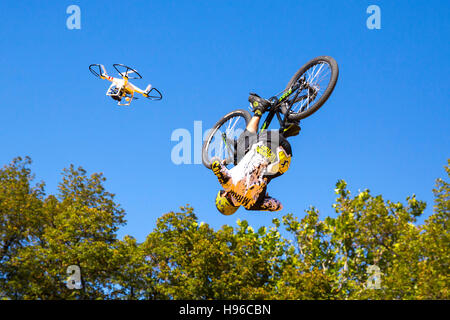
{"left": 0, "top": 0, "right": 448, "bottom": 241}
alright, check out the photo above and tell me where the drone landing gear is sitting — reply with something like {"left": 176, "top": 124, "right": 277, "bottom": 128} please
{"left": 106, "top": 84, "right": 135, "bottom": 106}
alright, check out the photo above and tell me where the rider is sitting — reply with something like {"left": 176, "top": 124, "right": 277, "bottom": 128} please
{"left": 212, "top": 93, "right": 300, "bottom": 215}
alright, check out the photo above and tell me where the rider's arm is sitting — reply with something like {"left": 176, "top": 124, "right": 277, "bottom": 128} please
{"left": 211, "top": 160, "right": 233, "bottom": 191}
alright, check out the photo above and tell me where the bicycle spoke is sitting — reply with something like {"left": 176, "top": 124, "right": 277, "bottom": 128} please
{"left": 228, "top": 116, "right": 238, "bottom": 134}
{"left": 224, "top": 138, "right": 234, "bottom": 163}
{"left": 306, "top": 64, "right": 316, "bottom": 83}
{"left": 311, "top": 63, "right": 324, "bottom": 83}
{"left": 218, "top": 133, "right": 224, "bottom": 159}
{"left": 206, "top": 114, "right": 248, "bottom": 168}
{"left": 316, "top": 69, "right": 330, "bottom": 84}
{"left": 290, "top": 62, "right": 332, "bottom": 114}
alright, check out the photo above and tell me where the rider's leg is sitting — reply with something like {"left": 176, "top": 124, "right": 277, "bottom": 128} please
{"left": 234, "top": 93, "right": 269, "bottom": 161}
{"left": 246, "top": 115, "right": 261, "bottom": 133}
{"left": 235, "top": 115, "right": 262, "bottom": 162}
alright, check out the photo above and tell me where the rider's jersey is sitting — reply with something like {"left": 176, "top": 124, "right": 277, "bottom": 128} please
{"left": 223, "top": 130, "right": 292, "bottom": 209}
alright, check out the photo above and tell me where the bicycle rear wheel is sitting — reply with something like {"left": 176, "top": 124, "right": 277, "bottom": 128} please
{"left": 284, "top": 56, "right": 339, "bottom": 121}
{"left": 202, "top": 109, "right": 251, "bottom": 169}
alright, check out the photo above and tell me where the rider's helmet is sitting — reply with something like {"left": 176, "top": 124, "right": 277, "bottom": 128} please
{"left": 215, "top": 190, "right": 238, "bottom": 215}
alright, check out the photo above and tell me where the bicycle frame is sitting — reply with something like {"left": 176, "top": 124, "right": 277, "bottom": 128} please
{"left": 258, "top": 77, "right": 307, "bottom": 133}
{"left": 259, "top": 106, "right": 285, "bottom": 133}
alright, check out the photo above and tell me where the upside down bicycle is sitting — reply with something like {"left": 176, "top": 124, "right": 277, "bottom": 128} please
{"left": 202, "top": 55, "right": 339, "bottom": 169}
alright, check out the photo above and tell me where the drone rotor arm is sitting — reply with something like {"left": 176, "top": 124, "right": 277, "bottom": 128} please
{"left": 89, "top": 64, "right": 109, "bottom": 79}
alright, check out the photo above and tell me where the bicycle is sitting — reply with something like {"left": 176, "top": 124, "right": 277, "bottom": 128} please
{"left": 202, "top": 56, "right": 339, "bottom": 169}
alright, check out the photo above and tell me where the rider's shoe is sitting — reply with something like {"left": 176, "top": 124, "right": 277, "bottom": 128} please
{"left": 248, "top": 93, "right": 270, "bottom": 117}
{"left": 282, "top": 119, "right": 301, "bottom": 137}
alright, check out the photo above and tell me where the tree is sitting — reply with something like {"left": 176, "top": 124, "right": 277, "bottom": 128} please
{"left": 0, "top": 158, "right": 126, "bottom": 299}
{"left": 0, "top": 157, "right": 45, "bottom": 299}
{"left": 0, "top": 157, "right": 448, "bottom": 299}
{"left": 415, "top": 160, "right": 449, "bottom": 299}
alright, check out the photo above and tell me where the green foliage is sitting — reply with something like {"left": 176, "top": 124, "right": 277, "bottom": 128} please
{"left": 0, "top": 158, "right": 125, "bottom": 299}
{"left": 0, "top": 157, "right": 448, "bottom": 299}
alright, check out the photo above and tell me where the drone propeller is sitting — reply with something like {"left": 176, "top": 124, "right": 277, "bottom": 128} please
{"left": 144, "top": 87, "right": 163, "bottom": 101}
{"left": 89, "top": 64, "right": 107, "bottom": 78}
{"left": 113, "top": 64, "right": 142, "bottom": 79}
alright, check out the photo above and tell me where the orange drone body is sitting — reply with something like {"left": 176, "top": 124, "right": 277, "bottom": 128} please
{"left": 89, "top": 64, "right": 162, "bottom": 106}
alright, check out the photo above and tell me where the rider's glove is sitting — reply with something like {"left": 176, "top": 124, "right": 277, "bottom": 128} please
{"left": 211, "top": 157, "right": 232, "bottom": 190}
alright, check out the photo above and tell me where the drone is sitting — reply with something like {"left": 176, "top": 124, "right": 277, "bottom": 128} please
{"left": 89, "top": 64, "right": 162, "bottom": 106}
